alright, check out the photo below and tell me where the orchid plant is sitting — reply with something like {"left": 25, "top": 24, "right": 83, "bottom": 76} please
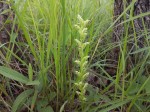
{"left": 74, "top": 15, "right": 90, "bottom": 101}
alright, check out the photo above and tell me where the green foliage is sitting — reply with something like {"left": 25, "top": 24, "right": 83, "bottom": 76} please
{"left": 36, "top": 99, "right": 54, "bottom": 112}
{"left": 12, "top": 89, "right": 34, "bottom": 112}
{"left": 0, "top": 0, "right": 150, "bottom": 111}
{"left": 0, "top": 66, "right": 29, "bottom": 84}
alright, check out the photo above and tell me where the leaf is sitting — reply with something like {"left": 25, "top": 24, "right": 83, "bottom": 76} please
{"left": 99, "top": 99, "right": 130, "bottom": 112}
{"left": 36, "top": 99, "right": 54, "bottom": 112}
{"left": 10, "top": 33, "right": 17, "bottom": 43}
{"left": 134, "top": 100, "right": 146, "bottom": 112}
{"left": 0, "top": 43, "right": 7, "bottom": 48}
{"left": 0, "top": 66, "right": 29, "bottom": 84}
{"left": 36, "top": 99, "right": 49, "bottom": 111}
{"left": 128, "top": 82, "right": 141, "bottom": 95}
{"left": 40, "top": 106, "right": 54, "bottom": 112}
{"left": 48, "top": 92, "right": 56, "bottom": 101}
{"left": 144, "top": 77, "right": 150, "bottom": 93}
{"left": 28, "top": 63, "right": 33, "bottom": 81}
{"left": 130, "top": 47, "right": 150, "bottom": 54}
{"left": 12, "top": 89, "right": 34, "bottom": 112}
{"left": 60, "top": 101, "right": 68, "bottom": 112}
{"left": 0, "top": 9, "right": 11, "bottom": 15}
{"left": 31, "top": 90, "right": 38, "bottom": 111}
{"left": 26, "top": 80, "right": 40, "bottom": 86}
{"left": 0, "top": 84, "right": 9, "bottom": 98}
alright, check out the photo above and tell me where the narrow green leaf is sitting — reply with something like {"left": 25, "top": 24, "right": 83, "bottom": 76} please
{"left": 0, "top": 84, "right": 9, "bottom": 98}
{"left": 26, "top": 80, "right": 40, "bottom": 86}
{"left": 12, "top": 89, "right": 34, "bottom": 112}
{"left": 130, "top": 47, "right": 150, "bottom": 54}
{"left": 144, "top": 77, "right": 150, "bottom": 93}
{"left": 31, "top": 90, "right": 38, "bottom": 111}
{"left": 100, "top": 99, "right": 131, "bottom": 112}
{"left": 0, "top": 66, "right": 29, "bottom": 84}
{"left": 28, "top": 63, "right": 33, "bottom": 81}
{"left": 60, "top": 101, "right": 68, "bottom": 112}
{"left": 0, "top": 9, "right": 11, "bottom": 15}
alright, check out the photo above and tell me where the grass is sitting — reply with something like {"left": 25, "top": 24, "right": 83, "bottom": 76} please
{"left": 0, "top": 0, "right": 150, "bottom": 111}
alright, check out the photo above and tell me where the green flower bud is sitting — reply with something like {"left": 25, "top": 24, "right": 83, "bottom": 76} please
{"left": 75, "top": 60, "right": 81, "bottom": 65}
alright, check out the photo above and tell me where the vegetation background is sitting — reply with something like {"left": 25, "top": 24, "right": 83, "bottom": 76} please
{"left": 0, "top": 0, "right": 150, "bottom": 112}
